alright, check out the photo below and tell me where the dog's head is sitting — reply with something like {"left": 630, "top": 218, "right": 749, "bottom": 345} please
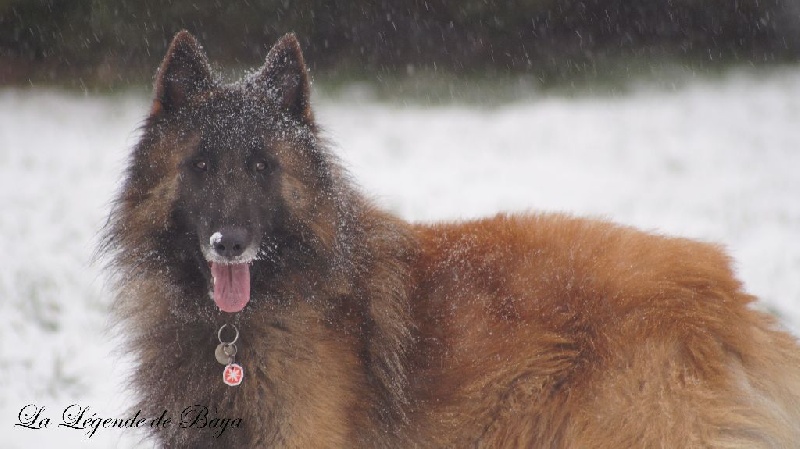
{"left": 126, "top": 31, "right": 343, "bottom": 314}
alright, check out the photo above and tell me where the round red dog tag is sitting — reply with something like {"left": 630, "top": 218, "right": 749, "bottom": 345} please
{"left": 223, "top": 363, "right": 244, "bottom": 386}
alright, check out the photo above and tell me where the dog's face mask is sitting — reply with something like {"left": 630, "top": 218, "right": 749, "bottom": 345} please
{"left": 146, "top": 32, "right": 331, "bottom": 313}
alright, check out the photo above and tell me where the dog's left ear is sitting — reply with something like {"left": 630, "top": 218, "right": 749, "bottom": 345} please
{"left": 256, "top": 34, "right": 314, "bottom": 124}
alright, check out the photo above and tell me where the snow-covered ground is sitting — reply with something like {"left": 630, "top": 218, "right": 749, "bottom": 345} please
{"left": 2, "top": 67, "right": 800, "bottom": 447}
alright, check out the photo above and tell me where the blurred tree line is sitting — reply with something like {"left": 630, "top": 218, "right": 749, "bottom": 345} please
{"left": 1, "top": 0, "right": 799, "bottom": 88}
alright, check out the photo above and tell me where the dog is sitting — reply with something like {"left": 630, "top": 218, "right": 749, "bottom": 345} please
{"left": 103, "top": 30, "right": 800, "bottom": 448}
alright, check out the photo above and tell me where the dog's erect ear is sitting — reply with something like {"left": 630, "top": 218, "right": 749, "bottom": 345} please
{"left": 152, "top": 31, "right": 213, "bottom": 115}
{"left": 256, "top": 34, "right": 314, "bottom": 124}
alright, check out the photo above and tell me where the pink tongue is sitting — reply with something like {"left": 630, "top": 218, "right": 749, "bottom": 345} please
{"left": 210, "top": 262, "right": 251, "bottom": 313}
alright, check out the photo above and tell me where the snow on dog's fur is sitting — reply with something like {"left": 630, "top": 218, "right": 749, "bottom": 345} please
{"left": 103, "top": 31, "right": 800, "bottom": 447}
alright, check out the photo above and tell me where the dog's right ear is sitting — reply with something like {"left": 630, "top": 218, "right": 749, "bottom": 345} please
{"left": 151, "top": 31, "right": 213, "bottom": 115}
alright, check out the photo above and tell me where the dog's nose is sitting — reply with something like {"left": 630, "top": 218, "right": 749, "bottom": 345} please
{"left": 210, "top": 227, "right": 250, "bottom": 258}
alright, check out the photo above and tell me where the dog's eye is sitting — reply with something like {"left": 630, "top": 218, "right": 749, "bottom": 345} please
{"left": 193, "top": 160, "right": 208, "bottom": 171}
{"left": 254, "top": 161, "right": 268, "bottom": 172}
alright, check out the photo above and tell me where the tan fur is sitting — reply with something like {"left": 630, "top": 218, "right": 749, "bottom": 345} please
{"left": 404, "top": 213, "right": 800, "bottom": 447}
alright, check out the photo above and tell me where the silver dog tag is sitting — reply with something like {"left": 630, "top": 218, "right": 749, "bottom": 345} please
{"left": 215, "top": 343, "right": 235, "bottom": 365}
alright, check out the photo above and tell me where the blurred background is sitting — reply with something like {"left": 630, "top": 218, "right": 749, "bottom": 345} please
{"left": 2, "top": 2, "right": 800, "bottom": 448}
{"left": 3, "top": 0, "right": 800, "bottom": 91}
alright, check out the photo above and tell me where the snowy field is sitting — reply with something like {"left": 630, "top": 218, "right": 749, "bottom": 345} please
{"left": 3, "top": 67, "right": 800, "bottom": 447}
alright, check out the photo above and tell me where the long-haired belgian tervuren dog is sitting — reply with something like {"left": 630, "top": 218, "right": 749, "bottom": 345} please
{"left": 104, "top": 30, "right": 800, "bottom": 448}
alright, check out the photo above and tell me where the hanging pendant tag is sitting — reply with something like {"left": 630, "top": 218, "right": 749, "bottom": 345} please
{"left": 215, "top": 343, "right": 237, "bottom": 365}
{"left": 217, "top": 324, "right": 243, "bottom": 386}
{"left": 223, "top": 363, "right": 244, "bottom": 386}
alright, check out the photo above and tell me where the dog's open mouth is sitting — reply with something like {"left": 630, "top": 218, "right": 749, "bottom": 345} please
{"left": 203, "top": 229, "right": 260, "bottom": 313}
{"left": 209, "top": 262, "right": 251, "bottom": 313}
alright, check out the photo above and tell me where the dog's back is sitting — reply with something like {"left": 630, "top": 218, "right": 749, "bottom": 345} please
{"left": 408, "top": 214, "right": 800, "bottom": 447}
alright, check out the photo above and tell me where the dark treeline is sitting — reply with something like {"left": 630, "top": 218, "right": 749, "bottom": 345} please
{"left": 2, "top": 0, "right": 799, "bottom": 87}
